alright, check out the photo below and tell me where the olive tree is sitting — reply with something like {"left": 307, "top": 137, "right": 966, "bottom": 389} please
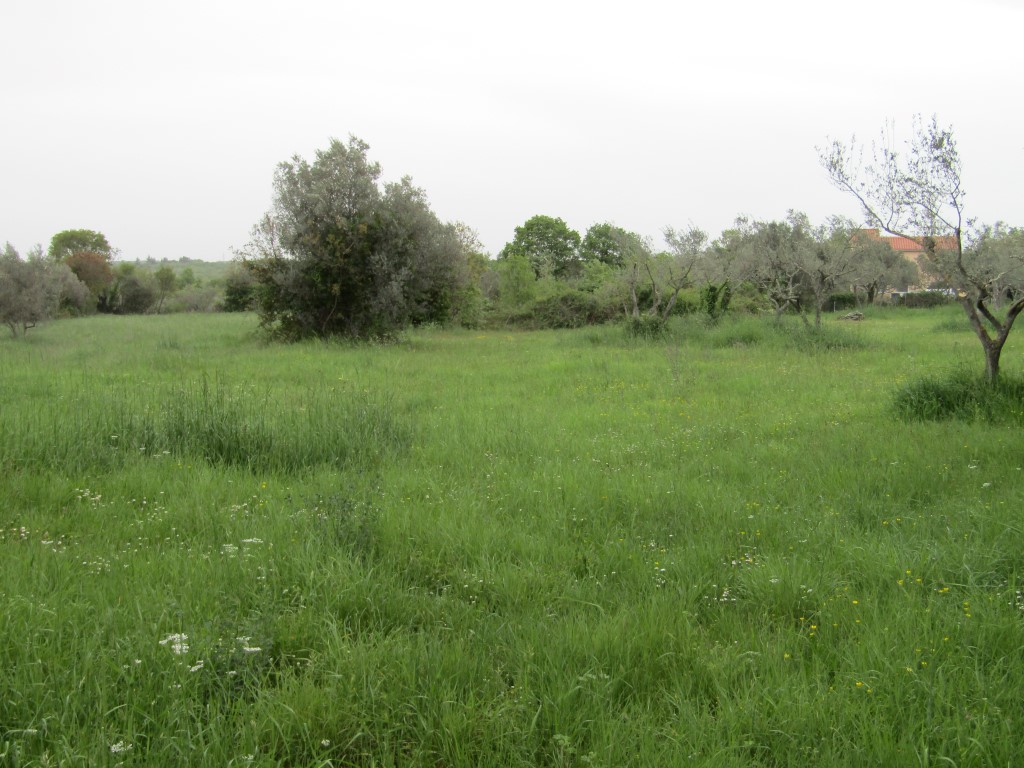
{"left": 821, "top": 115, "right": 1024, "bottom": 381}
{"left": 241, "top": 137, "right": 467, "bottom": 340}
{"left": 848, "top": 235, "right": 918, "bottom": 304}
{"left": 1, "top": 243, "right": 89, "bottom": 336}
{"left": 728, "top": 215, "right": 810, "bottom": 319}
{"left": 623, "top": 226, "right": 704, "bottom": 332}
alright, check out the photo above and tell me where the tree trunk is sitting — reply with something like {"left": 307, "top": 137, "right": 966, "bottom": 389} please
{"left": 962, "top": 296, "right": 1024, "bottom": 384}
{"left": 984, "top": 343, "right": 1000, "bottom": 383}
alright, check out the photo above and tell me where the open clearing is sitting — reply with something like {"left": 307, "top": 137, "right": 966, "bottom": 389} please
{"left": 1, "top": 308, "right": 1022, "bottom": 766}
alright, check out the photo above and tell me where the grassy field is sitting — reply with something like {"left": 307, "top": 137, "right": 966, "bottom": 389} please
{"left": 1, "top": 307, "right": 1022, "bottom": 766}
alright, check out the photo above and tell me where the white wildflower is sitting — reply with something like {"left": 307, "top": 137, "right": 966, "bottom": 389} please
{"left": 159, "top": 633, "right": 190, "bottom": 655}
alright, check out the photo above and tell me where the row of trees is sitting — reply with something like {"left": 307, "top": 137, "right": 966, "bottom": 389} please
{"left": 0, "top": 231, "right": 227, "bottom": 336}
{"left": 236, "top": 121, "right": 1021, "bottom": 382}
{"left": 235, "top": 139, "right": 925, "bottom": 340}
{"left": 6, "top": 118, "right": 1021, "bottom": 381}
{"left": 491, "top": 211, "right": 925, "bottom": 328}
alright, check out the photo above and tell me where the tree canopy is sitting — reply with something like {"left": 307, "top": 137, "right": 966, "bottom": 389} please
{"left": 48, "top": 229, "right": 113, "bottom": 261}
{"left": 580, "top": 223, "right": 648, "bottom": 268}
{"left": 241, "top": 137, "right": 468, "bottom": 340}
{"left": 500, "top": 215, "right": 581, "bottom": 278}
{"left": 1, "top": 243, "right": 90, "bottom": 336}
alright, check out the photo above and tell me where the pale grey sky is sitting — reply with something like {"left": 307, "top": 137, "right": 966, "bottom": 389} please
{"left": 2, "top": 0, "right": 1021, "bottom": 260}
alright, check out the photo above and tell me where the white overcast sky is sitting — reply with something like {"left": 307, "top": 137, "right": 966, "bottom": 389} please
{"left": 2, "top": 0, "right": 1022, "bottom": 260}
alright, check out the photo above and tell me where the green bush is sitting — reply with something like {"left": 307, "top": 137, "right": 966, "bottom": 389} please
{"left": 670, "top": 288, "right": 701, "bottom": 316}
{"left": 897, "top": 291, "right": 954, "bottom": 308}
{"left": 623, "top": 314, "right": 667, "bottom": 339}
{"left": 221, "top": 268, "right": 257, "bottom": 312}
{"left": 700, "top": 282, "right": 732, "bottom": 321}
{"left": 825, "top": 292, "right": 859, "bottom": 312}
{"left": 893, "top": 369, "right": 1024, "bottom": 424}
{"left": 505, "top": 290, "right": 616, "bottom": 329}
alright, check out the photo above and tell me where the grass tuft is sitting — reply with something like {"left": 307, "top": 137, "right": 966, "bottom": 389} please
{"left": 893, "top": 368, "right": 1024, "bottom": 424}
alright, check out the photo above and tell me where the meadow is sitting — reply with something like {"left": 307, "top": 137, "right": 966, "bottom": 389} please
{"left": 1, "top": 307, "right": 1022, "bottom": 767}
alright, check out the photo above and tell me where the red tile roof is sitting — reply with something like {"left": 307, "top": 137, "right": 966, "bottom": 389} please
{"left": 886, "top": 235, "right": 958, "bottom": 253}
{"left": 854, "top": 229, "right": 957, "bottom": 253}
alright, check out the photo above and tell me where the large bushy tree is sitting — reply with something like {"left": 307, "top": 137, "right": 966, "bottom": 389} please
{"left": 726, "top": 214, "right": 811, "bottom": 319}
{"left": 580, "top": 223, "right": 648, "bottom": 268}
{"left": 623, "top": 226, "right": 704, "bottom": 329}
{"left": 65, "top": 250, "right": 114, "bottom": 301}
{"left": 821, "top": 115, "right": 1024, "bottom": 381}
{"left": 1, "top": 243, "right": 90, "bottom": 336}
{"left": 500, "top": 215, "right": 581, "bottom": 278}
{"left": 48, "top": 229, "right": 113, "bottom": 261}
{"left": 242, "top": 137, "right": 467, "bottom": 340}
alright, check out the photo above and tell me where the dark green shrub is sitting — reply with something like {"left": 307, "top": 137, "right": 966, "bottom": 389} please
{"left": 453, "top": 285, "right": 486, "bottom": 329}
{"left": 826, "top": 292, "right": 858, "bottom": 311}
{"left": 670, "top": 288, "right": 701, "bottom": 316}
{"left": 898, "top": 291, "right": 954, "bottom": 308}
{"left": 700, "top": 281, "right": 732, "bottom": 321}
{"left": 623, "top": 314, "right": 667, "bottom": 339}
{"left": 222, "top": 268, "right": 257, "bottom": 312}
{"left": 893, "top": 369, "right": 1024, "bottom": 424}
{"left": 505, "top": 291, "right": 614, "bottom": 329}
{"left": 115, "top": 275, "right": 156, "bottom": 314}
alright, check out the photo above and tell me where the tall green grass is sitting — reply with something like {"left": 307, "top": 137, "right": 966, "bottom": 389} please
{"left": 0, "top": 376, "right": 405, "bottom": 473}
{"left": 0, "top": 308, "right": 1022, "bottom": 766}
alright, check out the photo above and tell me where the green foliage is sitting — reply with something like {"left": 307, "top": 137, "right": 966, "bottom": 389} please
{"left": 897, "top": 291, "right": 954, "bottom": 308}
{"left": 504, "top": 289, "right": 612, "bottom": 330}
{"left": 452, "top": 284, "right": 486, "bottom": 329}
{"left": 221, "top": 265, "right": 257, "bottom": 311}
{"left": 242, "top": 136, "right": 466, "bottom": 340}
{"left": 111, "top": 268, "right": 157, "bottom": 314}
{"left": 47, "top": 228, "right": 113, "bottom": 261}
{"left": 496, "top": 252, "right": 537, "bottom": 308}
{"left": 64, "top": 250, "right": 114, "bottom": 299}
{"left": 893, "top": 368, "right": 1024, "bottom": 424}
{"left": 500, "top": 214, "right": 581, "bottom": 278}
{"left": 623, "top": 313, "right": 667, "bottom": 339}
{"left": 699, "top": 281, "right": 732, "bottom": 321}
{"left": 825, "top": 291, "right": 859, "bottom": 311}
{"left": 580, "top": 223, "right": 648, "bottom": 268}
{"left": 0, "top": 243, "right": 89, "bottom": 335}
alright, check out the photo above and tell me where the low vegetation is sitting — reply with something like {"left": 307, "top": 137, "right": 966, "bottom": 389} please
{"left": 1, "top": 307, "right": 1022, "bottom": 766}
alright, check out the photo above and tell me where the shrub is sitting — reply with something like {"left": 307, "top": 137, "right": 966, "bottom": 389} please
{"left": 221, "top": 267, "right": 257, "bottom": 312}
{"left": 505, "top": 290, "right": 613, "bottom": 329}
{"left": 671, "top": 287, "right": 701, "bottom": 316}
{"left": 699, "top": 282, "right": 732, "bottom": 321}
{"left": 897, "top": 291, "right": 954, "bottom": 308}
{"left": 825, "top": 292, "right": 858, "bottom": 312}
{"left": 623, "top": 314, "right": 667, "bottom": 340}
{"left": 893, "top": 369, "right": 1024, "bottom": 424}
